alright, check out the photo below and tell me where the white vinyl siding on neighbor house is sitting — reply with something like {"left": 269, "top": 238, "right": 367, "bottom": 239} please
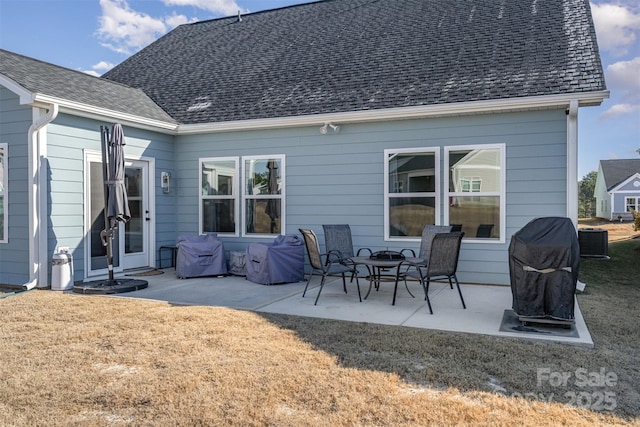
{"left": 0, "top": 143, "right": 6, "bottom": 243}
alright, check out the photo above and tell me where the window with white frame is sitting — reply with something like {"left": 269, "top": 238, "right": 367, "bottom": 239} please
{"left": 0, "top": 144, "right": 6, "bottom": 242}
{"left": 200, "top": 157, "right": 239, "bottom": 235}
{"left": 626, "top": 197, "right": 639, "bottom": 213}
{"left": 445, "top": 145, "right": 504, "bottom": 240}
{"left": 385, "top": 148, "right": 439, "bottom": 239}
{"left": 243, "top": 155, "right": 284, "bottom": 236}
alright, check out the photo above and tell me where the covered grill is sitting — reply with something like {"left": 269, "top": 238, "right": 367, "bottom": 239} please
{"left": 508, "top": 217, "right": 579, "bottom": 323}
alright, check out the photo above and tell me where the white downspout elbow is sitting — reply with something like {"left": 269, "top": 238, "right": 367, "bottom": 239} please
{"left": 24, "top": 103, "right": 58, "bottom": 290}
{"left": 567, "top": 100, "right": 579, "bottom": 229}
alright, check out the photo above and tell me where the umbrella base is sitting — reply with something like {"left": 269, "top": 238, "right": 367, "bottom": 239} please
{"left": 72, "top": 278, "right": 148, "bottom": 295}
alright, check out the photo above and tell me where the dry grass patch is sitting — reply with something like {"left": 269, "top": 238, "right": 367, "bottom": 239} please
{"left": 0, "top": 291, "right": 633, "bottom": 426}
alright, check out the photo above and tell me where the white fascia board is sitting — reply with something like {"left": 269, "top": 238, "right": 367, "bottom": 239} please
{"left": 610, "top": 173, "right": 640, "bottom": 193}
{"left": 33, "top": 95, "right": 178, "bottom": 133}
{"left": 0, "top": 74, "right": 36, "bottom": 104}
{"left": 177, "top": 91, "right": 610, "bottom": 134}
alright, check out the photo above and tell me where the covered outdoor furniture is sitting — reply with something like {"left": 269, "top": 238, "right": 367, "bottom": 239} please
{"left": 245, "top": 235, "right": 305, "bottom": 285}
{"left": 509, "top": 217, "right": 579, "bottom": 323}
{"left": 299, "top": 228, "right": 361, "bottom": 305}
{"left": 175, "top": 234, "right": 227, "bottom": 279}
{"left": 398, "top": 232, "right": 466, "bottom": 314}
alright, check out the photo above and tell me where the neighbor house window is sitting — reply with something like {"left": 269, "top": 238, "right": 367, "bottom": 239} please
{"left": 626, "top": 197, "right": 639, "bottom": 213}
{"left": 0, "top": 144, "right": 6, "bottom": 243}
{"left": 445, "top": 144, "right": 505, "bottom": 241}
{"left": 385, "top": 148, "right": 439, "bottom": 239}
{"left": 200, "top": 157, "right": 239, "bottom": 235}
{"left": 243, "top": 155, "right": 284, "bottom": 236}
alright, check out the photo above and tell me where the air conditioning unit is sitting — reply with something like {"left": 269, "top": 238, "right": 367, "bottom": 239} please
{"left": 578, "top": 228, "right": 609, "bottom": 259}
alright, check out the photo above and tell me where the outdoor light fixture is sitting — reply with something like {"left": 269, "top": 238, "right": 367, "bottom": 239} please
{"left": 319, "top": 123, "right": 340, "bottom": 134}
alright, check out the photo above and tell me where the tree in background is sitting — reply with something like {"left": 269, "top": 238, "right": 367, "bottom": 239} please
{"left": 578, "top": 171, "right": 597, "bottom": 218}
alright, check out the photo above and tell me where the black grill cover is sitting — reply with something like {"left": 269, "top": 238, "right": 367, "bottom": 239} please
{"left": 509, "top": 217, "right": 579, "bottom": 320}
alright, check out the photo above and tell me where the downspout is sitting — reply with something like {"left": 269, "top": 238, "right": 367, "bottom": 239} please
{"left": 566, "top": 100, "right": 579, "bottom": 228}
{"left": 23, "top": 104, "right": 58, "bottom": 290}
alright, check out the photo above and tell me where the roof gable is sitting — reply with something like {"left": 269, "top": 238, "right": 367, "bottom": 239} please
{"left": 600, "top": 159, "right": 640, "bottom": 191}
{"left": 0, "top": 49, "right": 176, "bottom": 124}
{"left": 102, "top": 0, "right": 606, "bottom": 125}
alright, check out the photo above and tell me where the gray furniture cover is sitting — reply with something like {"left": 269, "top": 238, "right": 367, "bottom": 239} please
{"left": 508, "top": 217, "right": 579, "bottom": 321}
{"left": 176, "top": 234, "right": 227, "bottom": 279}
{"left": 245, "top": 235, "right": 305, "bottom": 285}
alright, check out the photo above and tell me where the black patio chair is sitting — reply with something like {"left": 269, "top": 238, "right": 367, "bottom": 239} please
{"left": 401, "top": 224, "right": 453, "bottom": 261}
{"left": 299, "top": 228, "right": 361, "bottom": 305}
{"left": 397, "top": 231, "right": 466, "bottom": 314}
{"left": 322, "top": 224, "right": 372, "bottom": 288}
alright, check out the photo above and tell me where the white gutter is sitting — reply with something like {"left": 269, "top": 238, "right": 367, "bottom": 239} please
{"left": 178, "top": 91, "right": 610, "bottom": 134}
{"left": 567, "top": 100, "right": 579, "bottom": 228}
{"left": 24, "top": 103, "right": 58, "bottom": 290}
{"left": 24, "top": 88, "right": 610, "bottom": 135}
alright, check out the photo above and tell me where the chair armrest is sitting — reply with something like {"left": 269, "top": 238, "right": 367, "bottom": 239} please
{"left": 356, "top": 247, "right": 373, "bottom": 256}
{"left": 400, "top": 248, "right": 416, "bottom": 257}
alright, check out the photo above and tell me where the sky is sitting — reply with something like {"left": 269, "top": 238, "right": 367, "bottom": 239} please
{"left": 0, "top": 0, "right": 638, "bottom": 178}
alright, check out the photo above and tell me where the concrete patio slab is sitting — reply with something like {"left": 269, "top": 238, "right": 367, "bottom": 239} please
{"left": 101, "top": 269, "right": 593, "bottom": 347}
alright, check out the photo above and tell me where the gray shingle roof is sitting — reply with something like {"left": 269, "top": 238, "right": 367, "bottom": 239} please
{"left": 102, "top": 0, "right": 606, "bottom": 125}
{"left": 600, "top": 159, "right": 640, "bottom": 190}
{"left": 0, "top": 49, "right": 176, "bottom": 124}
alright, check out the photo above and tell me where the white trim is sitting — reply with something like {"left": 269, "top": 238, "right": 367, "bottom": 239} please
{"left": 177, "top": 92, "right": 610, "bottom": 134}
{"left": 0, "top": 75, "right": 35, "bottom": 105}
{"left": 444, "top": 144, "right": 506, "bottom": 244}
{"left": 566, "top": 100, "right": 579, "bottom": 228}
{"left": 609, "top": 173, "right": 640, "bottom": 193}
{"left": 384, "top": 147, "right": 440, "bottom": 242}
{"left": 28, "top": 104, "right": 58, "bottom": 288}
{"left": 1, "top": 74, "right": 608, "bottom": 134}
{"left": 199, "top": 156, "right": 240, "bottom": 237}
{"left": 0, "top": 143, "right": 7, "bottom": 244}
{"left": 624, "top": 196, "right": 639, "bottom": 213}
{"left": 241, "top": 155, "right": 285, "bottom": 238}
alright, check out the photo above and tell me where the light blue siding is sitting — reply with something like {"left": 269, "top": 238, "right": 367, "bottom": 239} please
{"left": 174, "top": 109, "right": 569, "bottom": 285}
{"left": 0, "top": 85, "right": 570, "bottom": 287}
{"left": 46, "top": 114, "right": 175, "bottom": 282}
{"left": 0, "top": 88, "right": 32, "bottom": 284}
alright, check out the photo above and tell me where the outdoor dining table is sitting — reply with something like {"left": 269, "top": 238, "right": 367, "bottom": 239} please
{"left": 350, "top": 255, "right": 424, "bottom": 305}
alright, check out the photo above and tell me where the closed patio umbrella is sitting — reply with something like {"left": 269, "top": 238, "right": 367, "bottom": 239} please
{"left": 73, "top": 124, "right": 147, "bottom": 294}
{"left": 106, "top": 123, "right": 131, "bottom": 222}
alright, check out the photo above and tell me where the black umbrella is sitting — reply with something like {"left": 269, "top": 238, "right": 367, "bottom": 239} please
{"left": 106, "top": 123, "right": 131, "bottom": 223}
{"left": 265, "top": 159, "right": 280, "bottom": 233}
{"left": 72, "top": 124, "right": 147, "bottom": 294}
{"left": 100, "top": 124, "right": 130, "bottom": 282}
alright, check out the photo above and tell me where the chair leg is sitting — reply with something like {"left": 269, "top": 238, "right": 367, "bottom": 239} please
{"left": 341, "top": 273, "right": 347, "bottom": 293}
{"left": 424, "top": 279, "right": 433, "bottom": 314}
{"left": 302, "top": 271, "right": 314, "bottom": 297}
{"left": 354, "top": 274, "right": 362, "bottom": 302}
{"left": 314, "top": 275, "right": 327, "bottom": 305}
{"left": 453, "top": 274, "right": 466, "bottom": 309}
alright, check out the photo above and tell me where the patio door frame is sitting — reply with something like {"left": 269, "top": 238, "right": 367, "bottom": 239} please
{"left": 84, "top": 150, "right": 156, "bottom": 278}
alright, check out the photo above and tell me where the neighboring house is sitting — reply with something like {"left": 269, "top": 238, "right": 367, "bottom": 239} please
{"left": 0, "top": 0, "right": 607, "bottom": 288}
{"left": 594, "top": 159, "right": 640, "bottom": 221}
